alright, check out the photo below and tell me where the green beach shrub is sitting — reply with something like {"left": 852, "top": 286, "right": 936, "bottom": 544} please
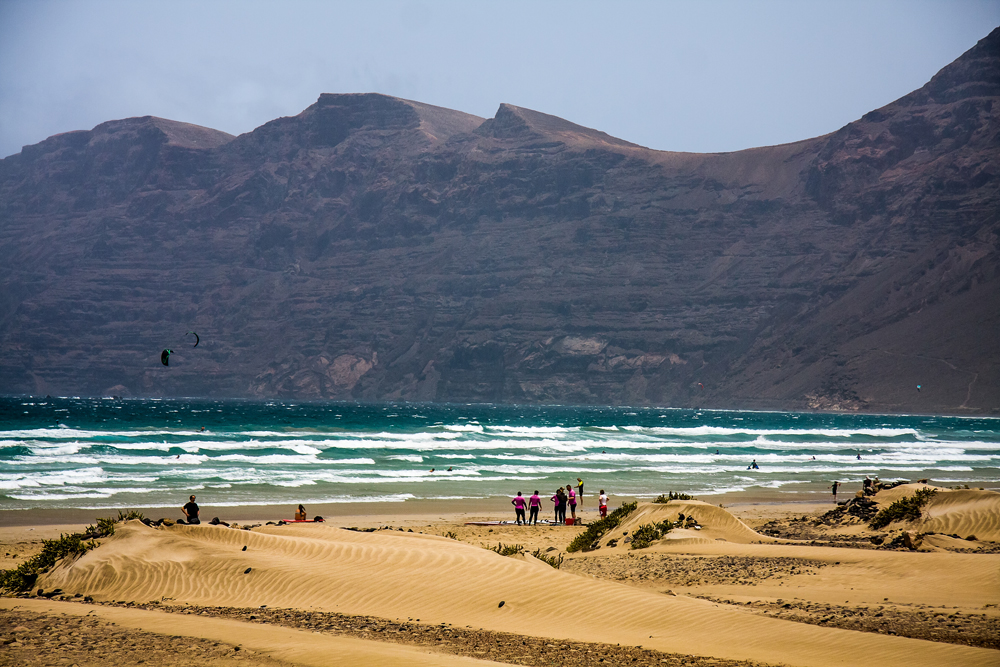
{"left": 489, "top": 542, "right": 524, "bottom": 556}
{"left": 653, "top": 492, "right": 693, "bottom": 503}
{"left": 629, "top": 520, "right": 674, "bottom": 549}
{"left": 566, "top": 501, "right": 638, "bottom": 553}
{"left": 0, "top": 533, "right": 98, "bottom": 593}
{"left": 868, "top": 488, "right": 937, "bottom": 530}
{"left": 530, "top": 548, "right": 564, "bottom": 569}
{"left": 0, "top": 510, "right": 142, "bottom": 594}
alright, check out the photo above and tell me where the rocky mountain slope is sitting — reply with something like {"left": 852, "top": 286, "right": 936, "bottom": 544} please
{"left": 0, "top": 29, "right": 997, "bottom": 413}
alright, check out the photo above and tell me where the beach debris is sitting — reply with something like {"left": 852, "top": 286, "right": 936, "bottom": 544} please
{"left": 498, "top": 601, "right": 505, "bottom": 608}
{"left": 244, "top": 567, "right": 252, "bottom": 574}
{"left": 242, "top": 546, "right": 247, "bottom": 551}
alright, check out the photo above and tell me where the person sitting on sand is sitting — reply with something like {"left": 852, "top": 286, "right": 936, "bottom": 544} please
{"left": 295, "top": 504, "right": 306, "bottom": 521}
{"left": 528, "top": 490, "right": 541, "bottom": 525}
{"left": 599, "top": 490, "right": 608, "bottom": 518}
{"left": 512, "top": 492, "right": 527, "bottom": 525}
{"left": 182, "top": 495, "right": 200, "bottom": 525}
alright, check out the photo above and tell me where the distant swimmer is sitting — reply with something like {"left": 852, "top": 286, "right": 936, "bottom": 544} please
{"left": 429, "top": 468, "right": 435, "bottom": 473}
{"left": 747, "top": 459, "right": 759, "bottom": 470}
{"left": 857, "top": 453, "right": 862, "bottom": 460}
{"left": 447, "top": 466, "right": 453, "bottom": 472}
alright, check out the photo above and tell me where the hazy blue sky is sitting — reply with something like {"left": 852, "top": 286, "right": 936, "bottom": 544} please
{"left": 1, "top": 1, "right": 997, "bottom": 158}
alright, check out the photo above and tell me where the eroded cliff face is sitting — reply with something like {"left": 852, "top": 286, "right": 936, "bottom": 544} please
{"left": 1, "top": 31, "right": 998, "bottom": 413}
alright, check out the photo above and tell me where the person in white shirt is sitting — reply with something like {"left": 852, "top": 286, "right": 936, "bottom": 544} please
{"left": 599, "top": 490, "right": 608, "bottom": 519}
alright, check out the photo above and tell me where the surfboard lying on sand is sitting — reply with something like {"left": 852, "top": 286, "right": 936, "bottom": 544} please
{"left": 464, "top": 519, "right": 569, "bottom": 526}
{"left": 278, "top": 519, "right": 325, "bottom": 523}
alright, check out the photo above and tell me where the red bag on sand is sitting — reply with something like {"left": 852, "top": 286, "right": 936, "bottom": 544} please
{"left": 565, "top": 517, "right": 575, "bottom": 526}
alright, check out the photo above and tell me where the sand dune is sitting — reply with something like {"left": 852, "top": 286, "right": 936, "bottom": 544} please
{"left": 874, "top": 485, "right": 1000, "bottom": 541}
{"left": 36, "top": 520, "right": 998, "bottom": 667}
{"left": 603, "top": 500, "right": 775, "bottom": 547}
{"left": 0, "top": 598, "right": 497, "bottom": 666}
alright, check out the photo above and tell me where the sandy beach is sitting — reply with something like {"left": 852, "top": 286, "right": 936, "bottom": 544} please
{"left": 2, "top": 484, "right": 999, "bottom": 667}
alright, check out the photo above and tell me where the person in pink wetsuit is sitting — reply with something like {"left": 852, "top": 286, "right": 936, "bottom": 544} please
{"left": 567, "top": 484, "right": 577, "bottom": 523}
{"left": 511, "top": 491, "right": 527, "bottom": 525}
{"left": 528, "top": 490, "right": 541, "bottom": 525}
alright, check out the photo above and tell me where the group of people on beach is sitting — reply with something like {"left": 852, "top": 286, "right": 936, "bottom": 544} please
{"left": 511, "top": 479, "right": 608, "bottom": 525}
{"left": 179, "top": 496, "right": 316, "bottom": 525}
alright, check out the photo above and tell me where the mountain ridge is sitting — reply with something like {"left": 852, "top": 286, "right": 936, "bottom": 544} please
{"left": 0, "top": 28, "right": 998, "bottom": 413}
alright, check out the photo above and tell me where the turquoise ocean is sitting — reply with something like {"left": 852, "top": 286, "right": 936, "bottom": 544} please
{"left": 1, "top": 397, "right": 998, "bottom": 512}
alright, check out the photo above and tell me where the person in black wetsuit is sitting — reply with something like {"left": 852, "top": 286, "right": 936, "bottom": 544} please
{"left": 182, "top": 495, "right": 200, "bottom": 524}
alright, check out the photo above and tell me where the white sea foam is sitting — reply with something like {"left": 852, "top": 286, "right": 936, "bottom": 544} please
{"left": 387, "top": 455, "right": 424, "bottom": 463}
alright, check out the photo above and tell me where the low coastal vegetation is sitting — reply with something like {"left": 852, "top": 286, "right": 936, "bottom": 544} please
{"left": 487, "top": 542, "right": 564, "bottom": 568}
{"left": 530, "top": 548, "right": 565, "bottom": 569}
{"left": 0, "top": 510, "right": 145, "bottom": 594}
{"left": 653, "top": 492, "right": 694, "bottom": 503}
{"left": 566, "top": 501, "right": 638, "bottom": 553}
{"left": 629, "top": 521, "right": 673, "bottom": 549}
{"left": 869, "top": 488, "right": 937, "bottom": 530}
{"left": 489, "top": 542, "right": 524, "bottom": 556}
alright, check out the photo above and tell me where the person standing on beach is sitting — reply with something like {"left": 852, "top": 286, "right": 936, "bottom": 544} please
{"left": 553, "top": 488, "right": 566, "bottom": 523}
{"left": 599, "top": 490, "right": 608, "bottom": 518}
{"left": 831, "top": 481, "right": 840, "bottom": 502}
{"left": 182, "top": 495, "right": 200, "bottom": 525}
{"left": 576, "top": 478, "right": 584, "bottom": 506}
{"left": 567, "top": 484, "right": 577, "bottom": 523}
{"left": 528, "top": 490, "right": 541, "bottom": 525}
{"left": 512, "top": 492, "right": 527, "bottom": 525}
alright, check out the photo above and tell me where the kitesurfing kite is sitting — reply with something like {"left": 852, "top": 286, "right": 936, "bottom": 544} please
{"left": 187, "top": 331, "right": 199, "bottom": 347}
{"left": 161, "top": 349, "right": 173, "bottom": 366}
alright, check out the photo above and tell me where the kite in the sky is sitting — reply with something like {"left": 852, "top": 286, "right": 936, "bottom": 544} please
{"left": 187, "top": 331, "right": 200, "bottom": 347}
{"left": 161, "top": 349, "right": 172, "bottom": 366}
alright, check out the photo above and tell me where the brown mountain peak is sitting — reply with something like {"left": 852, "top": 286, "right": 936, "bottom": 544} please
{"left": 476, "top": 103, "right": 640, "bottom": 149}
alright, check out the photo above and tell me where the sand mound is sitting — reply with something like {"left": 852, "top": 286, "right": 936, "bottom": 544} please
{"left": 34, "top": 520, "right": 997, "bottom": 667}
{"left": 600, "top": 501, "right": 775, "bottom": 548}
{"left": 874, "top": 485, "right": 1000, "bottom": 541}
